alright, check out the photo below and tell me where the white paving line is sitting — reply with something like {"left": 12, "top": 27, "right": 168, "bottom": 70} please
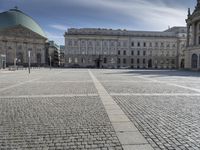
{"left": 88, "top": 69, "right": 154, "bottom": 150}
{"left": 137, "top": 75, "right": 200, "bottom": 93}
{"left": 0, "top": 94, "right": 99, "bottom": 99}
{"left": 0, "top": 71, "right": 66, "bottom": 92}
{"left": 33, "top": 81, "right": 93, "bottom": 83}
{"left": 0, "top": 78, "right": 42, "bottom": 92}
{"left": 110, "top": 93, "right": 200, "bottom": 96}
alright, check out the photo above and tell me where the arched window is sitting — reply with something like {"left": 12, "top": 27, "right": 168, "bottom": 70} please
{"left": 191, "top": 54, "right": 198, "bottom": 68}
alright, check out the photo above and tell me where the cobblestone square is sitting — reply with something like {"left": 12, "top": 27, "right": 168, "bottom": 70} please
{"left": 0, "top": 69, "right": 200, "bottom": 149}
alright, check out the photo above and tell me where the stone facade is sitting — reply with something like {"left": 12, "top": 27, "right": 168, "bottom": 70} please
{"left": 0, "top": 26, "right": 46, "bottom": 67}
{"left": 64, "top": 27, "right": 186, "bottom": 69}
{"left": 185, "top": 0, "right": 200, "bottom": 70}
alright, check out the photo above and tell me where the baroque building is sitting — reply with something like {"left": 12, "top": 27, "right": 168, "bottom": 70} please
{"left": 185, "top": 0, "right": 200, "bottom": 70}
{"left": 0, "top": 7, "right": 47, "bottom": 68}
{"left": 64, "top": 27, "right": 186, "bottom": 69}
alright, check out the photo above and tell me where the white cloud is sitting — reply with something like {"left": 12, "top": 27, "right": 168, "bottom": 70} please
{"left": 45, "top": 31, "right": 64, "bottom": 45}
{"left": 69, "top": 0, "right": 187, "bottom": 30}
{"left": 50, "top": 24, "right": 68, "bottom": 31}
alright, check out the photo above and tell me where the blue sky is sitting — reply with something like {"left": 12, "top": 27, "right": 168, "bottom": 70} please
{"left": 0, "top": 0, "right": 197, "bottom": 45}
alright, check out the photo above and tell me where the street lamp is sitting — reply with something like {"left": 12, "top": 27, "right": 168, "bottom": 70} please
{"left": 28, "top": 49, "right": 31, "bottom": 74}
{"left": 14, "top": 58, "right": 17, "bottom": 70}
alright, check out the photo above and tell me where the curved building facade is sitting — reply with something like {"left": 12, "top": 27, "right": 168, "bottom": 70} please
{"left": 0, "top": 7, "right": 47, "bottom": 68}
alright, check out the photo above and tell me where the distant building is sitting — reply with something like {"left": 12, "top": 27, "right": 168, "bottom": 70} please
{"left": 0, "top": 7, "right": 47, "bottom": 68}
{"left": 60, "top": 45, "right": 65, "bottom": 67}
{"left": 64, "top": 27, "right": 186, "bottom": 69}
{"left": 47, "top": 41, "right": 60, "bottom": 67}
{"left": 185, "top": 0, "right": 200, "bottom": 70}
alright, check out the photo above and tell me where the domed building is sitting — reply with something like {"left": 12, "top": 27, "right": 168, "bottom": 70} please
{"left": 0, "top": 7, "right": 47, "bottom": 68}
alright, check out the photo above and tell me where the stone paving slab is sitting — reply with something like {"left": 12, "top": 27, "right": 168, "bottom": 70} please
{"left": 116, "top": 131, "right": 148, "bottom": 145}
{"left": 123, "top": 144, "right": 154, "bottom": 150}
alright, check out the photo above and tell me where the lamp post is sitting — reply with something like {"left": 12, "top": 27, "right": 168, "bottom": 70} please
{"left": 28, "top": 50, "right": 31, "bottom": 74}
{"left": 14, "top": 58, "right": 17, "bottom": 69}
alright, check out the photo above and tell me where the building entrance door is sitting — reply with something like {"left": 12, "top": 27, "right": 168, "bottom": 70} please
{"left": 2, "top": 61, "right": 5, "bottom": 69}
{"left": 148, "top": 59, "right": 152, "bottom": 68}
{"left": 95, "top": 56, "right": 102, "bottom": 68}
{"left": 96, "top": 60, "right": 100, "bottom": 68}
{"left": 180, "top": 59, "right": 185, "bottom": 69}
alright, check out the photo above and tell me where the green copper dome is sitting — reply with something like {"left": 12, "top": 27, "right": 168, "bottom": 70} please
{"left": 0, "top": 8, "right": 46, "bottom": 38}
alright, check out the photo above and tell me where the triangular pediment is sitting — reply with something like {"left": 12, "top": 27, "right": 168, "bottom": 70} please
{"left": 0, "top": 25, "right": 47, "bottom": 40}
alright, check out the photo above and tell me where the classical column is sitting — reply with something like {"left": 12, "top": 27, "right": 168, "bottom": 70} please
{"left": 79, "top": 39, "right": 81, "bottom": 55}
{"left": 101, "top": 40, "right": 103, "bottom": 55}
{"left": 194, "top": 22, "right": 197, "bottom": 46}
{"left": 186, "top": 24, "right": 190, "bottom": 47}
{"left": 86, "top": 40, "right": 88, "bottom": 55}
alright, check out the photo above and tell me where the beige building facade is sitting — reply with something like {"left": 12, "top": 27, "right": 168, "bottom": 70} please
{"left": 185, "top": 0, "right": 200, "bottom": 70}
{"left": 64, "top": 27, "right": 186, "bottom": 69}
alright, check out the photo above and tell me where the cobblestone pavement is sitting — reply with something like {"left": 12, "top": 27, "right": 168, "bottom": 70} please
{"left": 0, "top": 69, "right": 122, "bottom": 149}
{"left": 1, "top": 69, "right": 200, "bottom": 149}
{"left": 93, "top": 69, "right": 200, "bottom": 150}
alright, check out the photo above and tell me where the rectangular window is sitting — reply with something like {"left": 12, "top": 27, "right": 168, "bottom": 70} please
{"left": 75, "top": 58, "right": 78, "bottom": 63}
{"left": 137, "top": 59, "right": 140, "bottom": 64}
{"left": 137, "top": 51, "right": 140, "bottom": 56}
{"left": 69, "top": 58, "right": 72, "bottom": 63}
{"left": 143, "top": 59, "right": 146, "bottom": 64}
{"left": 118, "top": 50, "right": 120, "bottom": 55}
{"left": 144, "top": 42, "right": 146, "bottom": 47}
{"left": 137, "top": 42, "right": 140, "bottom": 47}
{"left": 131, "top": 51, "right": 134, "bottom": 56}
{"left": 198, "top": 36, "right": 200, "bottom": 45}
{"left": 171, "top": 59, "right": 175, "bottom": 64}
{"left": 117, "top": 58, "right": 121, "bottom": 64}
{"left": 81, "top": 58, "right": 85, "bottom": 63}
{"left": 131, "top": 58, "right": 134, "bottom": 64}
{"left": 123, "top": 58, "right": 126, "bottom": 64}
{"left": 104, "top": 58, "right": 107, "bottom": 64}
{"left": 143, "top": 51, "right": 146, "bottom": 56}
{"left": 123, "top": 51, "right": 126, "bottom": 55}
{"left": 131, "top": 42, "right": 134, "bottom": 47}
